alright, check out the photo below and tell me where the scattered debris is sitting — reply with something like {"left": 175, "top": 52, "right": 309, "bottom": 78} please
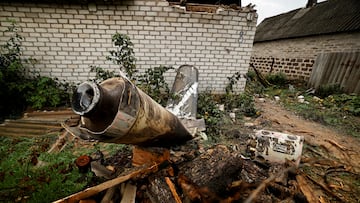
{"left": 1, "top": 67, "right": 358, "bottom": 202}
{"left": 274, "top": 96, "right": 280, "bottom": 102}
{"left": 53, "top": 164, "right": 159, "bottom": 203}
{"left": 120, "top": 183, "right": 136, "bottom": 203}
{"left": 229, "top": 112, "right": 236, "bottom": 121}
{"left": 75, "top": 155, "right": 92, "bottom": 173}
{"left": 90, "top": 161, "right": 114, "bottom": 179}
{"left": 297, "top": 95, "right": 305, "bottom": 103}
{"left": 250, "top": 130, "right": 304, "bottom": 165}
{"left": 0, "top": 110, "right": 75, "bottom": 137}
{"left": 258, "top": 98, "right": 266, "bottom": 103}
{"left": 244, "top": 122, "right": 255, "bottom": 127}
{"left": 166, "top": 65, "right": 198, "bottom": 119}
{"left": 250, "top": 63, "right": 271, "bottom": 87}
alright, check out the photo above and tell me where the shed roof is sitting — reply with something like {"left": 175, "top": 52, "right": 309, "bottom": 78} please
{"left": 254, "top": 0, "right": 360, "bottom": 42}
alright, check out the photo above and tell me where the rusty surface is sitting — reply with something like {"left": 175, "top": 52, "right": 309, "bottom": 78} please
{"left": 71, "top": 77, "right": 192, "bottom": 147}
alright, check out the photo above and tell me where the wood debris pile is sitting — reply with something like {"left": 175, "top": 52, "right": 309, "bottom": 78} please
{"left": 53, "top": 130, "right": 360, "bottom": 203}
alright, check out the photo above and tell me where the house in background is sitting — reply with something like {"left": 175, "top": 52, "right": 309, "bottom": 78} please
{"left": 250, "top": 0, "right": 360, "bottom": 84}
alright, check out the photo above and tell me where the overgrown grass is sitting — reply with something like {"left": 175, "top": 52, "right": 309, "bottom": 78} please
{"left": 283, "top": 94, "right": 360, "bottom": 137}
{"left": 0, "top": 135, "right": 126, "bottom": 202}
{"left": 246, "top": 74, "right": 360, "bottom": 138}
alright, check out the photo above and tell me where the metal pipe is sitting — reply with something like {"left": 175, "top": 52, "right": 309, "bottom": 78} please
{"left": 71, "top": 76, "right": 192, "bottom": 147}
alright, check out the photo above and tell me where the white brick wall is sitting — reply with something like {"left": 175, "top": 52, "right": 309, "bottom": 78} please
{"left": 0, "top": 0, "right": 257, "bottom": 93}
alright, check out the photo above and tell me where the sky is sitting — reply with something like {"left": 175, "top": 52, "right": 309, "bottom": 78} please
{"left": 242, "top": 0, "right": 326, "bottom": 25}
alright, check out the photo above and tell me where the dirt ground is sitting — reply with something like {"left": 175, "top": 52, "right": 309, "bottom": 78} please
{"left": 254, "top": 98, "right": 360, "bottom": 171}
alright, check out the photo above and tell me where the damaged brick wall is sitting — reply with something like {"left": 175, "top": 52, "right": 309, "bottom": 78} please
{"left": 0, "top": 0, "right": 257, "bottom": 93}
{"left": 251, "top": 57, "right": 315, "bottom": 81}
{"left": 250, "top": 32, "right": 360, "bottom": 80}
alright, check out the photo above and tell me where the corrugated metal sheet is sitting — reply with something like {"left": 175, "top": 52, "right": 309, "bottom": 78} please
{"left": 308, "top": 52, "right": 360, "bottom": 94}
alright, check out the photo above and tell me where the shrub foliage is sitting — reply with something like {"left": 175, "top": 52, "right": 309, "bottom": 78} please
{"left": 0, "top": 21, "right": 72, "bottom": 121}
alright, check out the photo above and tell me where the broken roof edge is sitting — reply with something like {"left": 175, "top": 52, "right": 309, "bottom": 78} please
{"left": 170, "top": 2, "right": 257, "bottom": 14}
{"left": 253, "top": 29, "right": 360, "bottom": 44}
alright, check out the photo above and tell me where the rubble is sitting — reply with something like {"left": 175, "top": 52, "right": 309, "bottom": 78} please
{"left": 2, "top": 67, "right": 357, "bottom": 202}
{"left": 258, "top": 98, "right": 266, "bottom": 103}
{"left": 250, "top": 130, "right": 304, "bottom": 166}
{"left": 0, "top": 110, "right": 76, "bottom": 137}
{"left": 297, "top": 95, "right": 305, "bottom": 103}
{"left": 55, "top": 138, "right": 309, "bottom": 203}
{"left": 274, "top": 96, "right": 280, "bottom": 102}
{"left": 4, "top": 102, "right": 356, "bottom": 202}
{"left": 54, "top": 67, "right": 313, "bottom": 203}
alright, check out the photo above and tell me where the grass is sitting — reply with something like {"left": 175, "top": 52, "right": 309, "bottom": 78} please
{"left": 0, "top": 134, "right": 126, "bottom": 202}
{"left": 282, "top": 93, "right": 360, "bottom": 138}
{"left": 246, "top": 76, "right": 360, "bottom": 138}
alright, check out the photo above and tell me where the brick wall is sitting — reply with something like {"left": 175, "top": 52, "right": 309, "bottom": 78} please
{"left": 0, "top": 0, "right": 257, "bottom": 93}
{"left": 251, "top": 32, "right": 360, "bottom": 80}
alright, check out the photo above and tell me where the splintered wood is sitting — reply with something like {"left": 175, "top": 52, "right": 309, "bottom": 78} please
{"left": 53, "top": 164, "right": 159, "bottom": 203}
{"left": 296, "top": 174, "right": 317, "bottom": 203}
{"left": 132, "top": 146, "right": 170, "bottom": 167}
{"left": 54, "top": 141, "right": 360, "bottom": 203}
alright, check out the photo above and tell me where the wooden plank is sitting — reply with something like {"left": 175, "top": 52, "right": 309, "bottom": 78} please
{"left": 320, "top": 52, "right": 335, "bottom": 85}
{"left": 308, "top": 52, "right": 360, "bottom": 94}
{"left": 1, "top": 122, "right": 62, "bottom": 130}
{"left": 296, "top": 175, "right": 318, "bottom": 203}
{"left": 132, "top": 146, "right": 170, "bottom": 167}
{"left": 331, "top": 52, "right": 348, "bottom": 84}
{"left": 328, "top": 52, "right": 345, "bottom": 83}
{"left": 165, "top": 177, "right": 182, "bottom": 203}
{"left": 5, "top": 119, "right": 63, "bottom": 125}
{"left": 340, "top": 52, "right": 357, "bottom": 89}
{"left": 343, "top": 53, "right": 360, "bottom": 93}
{"left": 308, "top": 54, "right": 321, "bottom": 87}
{"left": 53, "top": 164, "right": 158, "bottom": 203}
{"left": 120, "top": 183, "right": 137, "bottom": 203}
{"left": 308, "top": 53, "right": 329, "bottom": 88}
{"left": 24, "top": 109, "right": 75, "bottom": 117}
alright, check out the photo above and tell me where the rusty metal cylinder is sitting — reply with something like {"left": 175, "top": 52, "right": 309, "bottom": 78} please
{"left": 71, "top": 77, "right": 192, "bottom": 146}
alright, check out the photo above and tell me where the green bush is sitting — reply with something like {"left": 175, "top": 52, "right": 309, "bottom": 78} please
{"left": 265, "top": 72, "right": 287, "bottom": 87}
{"left": 245, "top": 70, "right": 257, "bottom": 81}
{"left": 89, "top": 65, "right": 120, "bottom": 83}
{"left": 225, "top": 71, "right": 242, "bottom": 94}
{"left": 197, "top": 91, "right": 223, "bottom": 139}
{"left": 106, "top": 33, "right": 137, "bottom": 80}
{"left": 0, "top": 21, "right": 72, "bottom": 120}
{"left": 137, "top": 65, "right": 173, "bottom": 106}
{"left": 0, "top": 20, "right": 29, "bottom": 119}
{"left": 322, "top": 94, "right": 360, "bottom": 116}
{"left": 25, "top": 76, "right": 72, "bottom": 109}
{"left": 222, "top": 93, "right": 257, "bottom": 117}
{"left": 316, "top": 83, "right": 343, "bottom": 98}
{"left": 223, "top": 71, "right": 258, "bottom": 117}
{"left": 90, "top": 34, "right": 175, "bottom": 106}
